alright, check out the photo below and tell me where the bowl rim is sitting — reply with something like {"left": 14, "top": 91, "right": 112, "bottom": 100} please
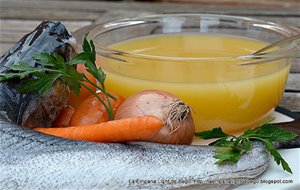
{"left": 89, "top": 13, "right": 300, "bottom": 64}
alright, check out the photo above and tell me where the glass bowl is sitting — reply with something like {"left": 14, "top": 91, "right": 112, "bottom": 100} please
{"left": 89, "top": 14, "right": 299, "bottom": 133}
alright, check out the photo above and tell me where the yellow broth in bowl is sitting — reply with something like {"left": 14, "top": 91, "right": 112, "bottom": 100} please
{"left": 97, "top": 34, "right": 290, "bottom": 133}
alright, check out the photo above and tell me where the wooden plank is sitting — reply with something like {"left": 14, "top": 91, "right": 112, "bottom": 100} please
{"left": 94, "top": 10, "right": 300, "bottom": 27}
{"left": 2, "top": 1, "right": 300, "bottom": 16}
{"left": 0, "top": 42, "right": 14, "bottom": 55}
{"left": 0, "top": 19, "right": 92, "bottom": 32}
{"left": 0, "top": 8, "right": 103, "bottom": 21}
{"left": 280, "top": 93, "right": 300, "bottom": 112}
{"left": 291, "top": 59, "right": 300, "bottom": 73}
{"left": 1, "top": 1, "right": 299, "bottom": 27}
{"left": 286, "top": 73, "right": 300, "bottom": 90}
{"left": 154, "top": 0, "right": 300, "bottom": 7}
{"left": 3, "top": 2, "right": 298, "bottom": 27}
{"left": 0, "top": 19, "right": 92, "bottom": 54}
{"left": 95, "top": 10, "right": 154, "bottom": 24}
{"left": 0, "top": 19, "right": 92, "bottom": 45}
{"left": 0, "top": 30, "right": 27, "bottom": 43}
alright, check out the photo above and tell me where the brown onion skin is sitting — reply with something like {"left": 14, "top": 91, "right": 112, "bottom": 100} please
{"left": 115, "top": 90, "right": 195, "bottom": 145}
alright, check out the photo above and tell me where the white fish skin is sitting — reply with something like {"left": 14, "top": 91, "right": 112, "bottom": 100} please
{"left": 0, "top": 113, "right": 269, "bottom": 189}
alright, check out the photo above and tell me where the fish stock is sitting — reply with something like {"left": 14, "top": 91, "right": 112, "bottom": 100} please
{"left": 0, "top": 21, "right": 77, "bottom": 128}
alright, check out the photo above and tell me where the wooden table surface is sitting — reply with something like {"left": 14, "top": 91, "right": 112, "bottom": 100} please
{"left": 1, "top": 0, "right": 299, "bottom": 114}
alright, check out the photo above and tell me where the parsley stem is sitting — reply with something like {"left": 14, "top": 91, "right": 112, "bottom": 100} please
{"left": 80, "top": 82, "right": 114, "bottom": 120}
{"left": 258, "top": 117, "right": 275, "bottom": 127}
{"left": 83, "top": 77, "right": 116, "bottom": 100}
{"left": 41, "top": 69, "right": 67, "bottom": 74}
{"left": 247, "top": 136, "right": 269, "bottom": 144}
{"left": 100, "top": 82, "right": 113, "bottom": 121}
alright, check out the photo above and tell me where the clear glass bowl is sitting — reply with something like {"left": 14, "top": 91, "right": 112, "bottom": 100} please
{"left": 89, "top": 14, "right": 299, "bottom": 132}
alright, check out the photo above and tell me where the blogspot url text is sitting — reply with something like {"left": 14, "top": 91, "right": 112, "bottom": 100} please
{"left": 128, "top": 178, "right": 293, "bottom": 186}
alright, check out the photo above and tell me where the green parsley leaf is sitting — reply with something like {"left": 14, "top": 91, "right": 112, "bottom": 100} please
{"left": 264, "top": 141, "right": 292, "bottom": 173}
{"left": 79, "top": 35, "right": 113, "bottom": 120}
{"left": 209, "top": 136, "right": 234, "bottom": 146}
{"left": 8, "top": 61, "right": 38, "bottom": 71}
{"left": 195, "top": 127, "right": 228, "bottom": 139}
{"left": 242, "top": 139, "right": 252, "bottom": 151}
{"left": 97, "top": 67, "right": 106, "bottom": 85}
{"left": 19, "top": 73, "right": 62, "bottom": 94}
{"left": 214, "top": 146, "right": 242, "bottom": 164}
{"left": 82, "top": 33, "right": 96, "bottom": 63}
{"left": 62, "top": 66, "right": 84, "bottom": 95}
{"left": 257, "top": 124, "right": 298, "bottom": 142}
{"left": 196, "top": 120, "right": 298, "bottom": 174}
{"left": 69, "top": 52, "right": 88, "bottom": 65}
{"left": 90, "top": 39, "right": 96, "bottom": 62}
{"left": 0, "top": 62, "right": 45, "bottom": 80}
{"left": 51, "top": 53, "right": 66, "bottom": 70}
{"left": 83, "top": 34, "right": 92, "bottom": 55}
{"left": 32, "top": 53, "right": 58, "bottom": 67}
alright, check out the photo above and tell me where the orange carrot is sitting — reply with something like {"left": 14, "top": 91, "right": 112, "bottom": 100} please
{"left": 52, "top": 105, "right": 75, "bottom": 128}
{"left": 34, "top": 116, "right": 163, "bottom": 142}
{"left": 70, "top": 92, "right": 125, "bottom": 126}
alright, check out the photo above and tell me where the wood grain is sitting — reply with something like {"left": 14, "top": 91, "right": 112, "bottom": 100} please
{"left": 2, "top": 1, "right": 300, "bottom": 15}
{"left": 0, "top": 20, "right": 92, "bottom": 32}
{"left": 0, "top": 8, "right": 103, "bottom": 21}
{"left": 280, "top": 93, "right": 300, "bottom": 112}
{"left": 286, "top": 73, "right": 300, "bottom": 91}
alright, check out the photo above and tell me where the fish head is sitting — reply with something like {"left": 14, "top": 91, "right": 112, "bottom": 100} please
{"left": 0, "top": 20, "right": 77, "bottom": 72}
{"left": 0, "top": 21, "right": 78, "bottom": 128}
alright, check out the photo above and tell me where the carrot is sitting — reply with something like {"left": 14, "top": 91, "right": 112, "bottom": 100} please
{"left": 52, "top": 105, "right": 75, "bottom": 128}
{"left": 67, "top": 64, "right": 97, "bottom": 108}
{"left": 34, "top": 116, "right": 163, "bottom": 142}
{"left": 70, "top": 92, "right": 125, "bottom": 126}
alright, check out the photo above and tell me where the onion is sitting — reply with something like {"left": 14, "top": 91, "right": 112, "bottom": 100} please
{"left": 115, "top": 90, "right": 195, "bottom": 145}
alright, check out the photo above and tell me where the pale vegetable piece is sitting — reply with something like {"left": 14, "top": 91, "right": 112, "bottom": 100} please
{"left": 115, "top": 90, "right": 195, "bottom": 144}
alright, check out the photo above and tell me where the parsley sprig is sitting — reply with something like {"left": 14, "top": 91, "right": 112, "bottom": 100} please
{"left": 195, "top": 119, "right": 298, "bottom": 173}
{"left": 0, "top": 34, "right": 115, "bottom": 120}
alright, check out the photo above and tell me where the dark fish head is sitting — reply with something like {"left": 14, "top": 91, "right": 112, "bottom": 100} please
{"left": 0, "top": 21, "right": 77, "bottom": 128}
{"left": 0, "top": 21, "right": 77, "bottom": 72}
